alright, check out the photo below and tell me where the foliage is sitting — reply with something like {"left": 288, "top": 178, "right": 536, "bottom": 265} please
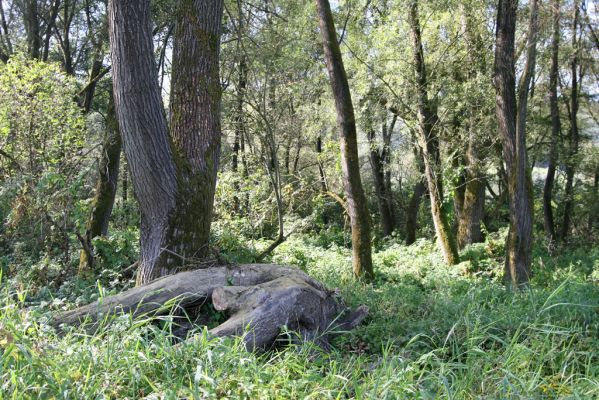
{"left": 0, "top": 56, "right": 91, "bottom": 281}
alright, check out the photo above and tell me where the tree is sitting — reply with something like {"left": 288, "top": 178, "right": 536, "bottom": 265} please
{"left": 543, "top": 0, "right": 561, "bottom": 248}
{"left": 108, "top": 0, "right": 224, "bottom": 285}
{"left": 78, "top": 96, "right": 121, "bottom": 273}
{"left": 315, "top": 0, "right": 374, "bottom": 281}
{"left": 494, "top": 0, "right": 538, "bottom": 286}
{"left": 561, "top": 0, "right": 580, "bottom": 242}
{"left": 408, "top": 0, "right": 459, "bottom": 265}
{"left": 454, "top": 6, "right": 489, "bottom": 249}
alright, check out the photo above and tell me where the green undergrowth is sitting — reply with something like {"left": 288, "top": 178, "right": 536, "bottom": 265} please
{"left": 1, "top": 233, "right": 598, "bottom": 399}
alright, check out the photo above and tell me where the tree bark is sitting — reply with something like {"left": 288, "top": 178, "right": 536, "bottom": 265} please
{"left": 316, "top": 133, "right": 328, "bottom": 192}
{"left": 408, "top": 1, "right": 459, "bottom": 265}
{"left": 561, "top": 0, "right": 580, "bottom": 242}
{"left": 316, "top": 0, "right": 374, "bottom": 281}
{"left": 494, "top": 0, "right": 537, "bottom": 287}
{"left": 406, "top": 145, "right": 427, "bottom": 246}
{"left": 368, "top": 128, "right": 394, "bottom": 236}
{"left": 456, "top": 124, "right": 486, "bottom": 248}
{"left": 108, "top": 0, "right": 224, "bottom": 285}
{"left": 23, "top": 0, "right": 40, "bottom": 59}
{"left": 543, "top": 0, "right": 561, "bottom": 248}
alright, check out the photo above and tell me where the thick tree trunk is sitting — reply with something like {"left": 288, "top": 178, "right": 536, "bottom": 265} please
{"left": 543, "top": 0, "right": 561, "bottom": 248}
{"left": 79, "top": 99, "right": 122, "bottom": 272}
{"left": 408, "top": 1, "right": 459, "bottom": 265}
{"left": 561, "top": 1, "right": 580, "bottom": 242}
{"left": 108, "top": 0, "right": 224, "bottom": 285}
{"left": 316, "top": 0, "right": 374, "bottom": 281}
{"left": 494, "top": 0, "right": 536, "bottom": 287}
{"left": 53, "top": 264, "right": 368, "bottom": 351}
{"left": 368, "top": 129, "right": 394, "bottom": 236}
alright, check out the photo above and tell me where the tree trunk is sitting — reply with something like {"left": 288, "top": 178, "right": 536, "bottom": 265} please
{"left": 316, "top": 0, "right": 374, "bottom": 281}
{"left": 494, "top": 0, "right": 537, "bottom": 287}
{"left": 543, "top": 0, "right": 561, "bottom": 248}
{"left": 0, "top": 0, "right": 13, "bottom": 62}
{"left": 408, "top": 1, "right": 459, "bottom": 265}
{"left": 53, "top": 264, "right": 368, "bottom": 351}
{"left": 368, "top": 129, "right": 394, "bottom": 236}
{"left": 589, "top": 165, "right": 599, "bottom": 231}
{"left": 457, "top": 126, "right": 486, "bottom": 248}
{"left": 316, "top": 133, "right": 328, "bottom": 192}
{"left": 23, "top": 0, "right": 40, "bottom": 59}
{"left": 58, "top": 0, "right": 74, "bottom": 75}
{"left": 108, "top": 0, "right": 224, "bottom": 285}
{"left": 79, "top": 98, "right": 122, "bottom": 273}
{"left": 232, "top": 1, "right": 246, "bottom": 214}
{"left": 41, "top": 0, "right": 60, "bottom": 62}
{"left": 561, "top": 0, "right": 580, "bottom": 242}
{"left": 406, "top": 145, "right": 426, "bottom": 246}
{"left": 456, "top": 7, "right": 487, "bottom": 249}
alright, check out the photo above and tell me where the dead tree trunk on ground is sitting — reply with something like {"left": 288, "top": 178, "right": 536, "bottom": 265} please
{"left": 53, "top": 264, "right": 368, "bottom": 351}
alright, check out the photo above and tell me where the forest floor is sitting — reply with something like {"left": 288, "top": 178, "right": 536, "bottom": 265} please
{"left": 1, "top": 229, "right": 598, "bottom": 399}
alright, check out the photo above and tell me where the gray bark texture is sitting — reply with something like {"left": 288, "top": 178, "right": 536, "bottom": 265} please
{"left": 494, "top": 0, "right": 537, "bottom": 286}
{"left": 53, "top": 264, "right": 368, "bottom": 351}
{"left": 108, "top": 0, "right": 224, "bottom": 285}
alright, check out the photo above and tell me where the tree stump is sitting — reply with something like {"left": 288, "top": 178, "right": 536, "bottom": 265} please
{"left": 53, "top": 264, "right": 368, "bottom": 350}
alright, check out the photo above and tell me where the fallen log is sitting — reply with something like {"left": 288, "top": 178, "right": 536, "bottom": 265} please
{"left": 53, "top": 264, "right": 368, "bottom": 350}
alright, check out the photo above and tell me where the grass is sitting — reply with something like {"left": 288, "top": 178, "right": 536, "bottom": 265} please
{"left": 0, "top": 232, "right": 598, "bottom": 399}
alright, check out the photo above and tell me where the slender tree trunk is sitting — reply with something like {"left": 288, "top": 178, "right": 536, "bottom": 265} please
{"left": 494, "top": 0, "right": 537, "bottom": 287}
{"left": 23, "top": 0, "right": 40, "bottom": 59}
{"left": 408, "top": 0, "right": 459, "bottom": 265}
{"left": 315, "top": 0, "right": 374, "bottom": 281}
{"left": 561, "top": 0, "right": 579, "bottom": 242}
{"left": 368, "top": 129, "right": 394, "bottom": 236}
{"left": 232, "top": 12, "right": 247, "bottom": 214}
{"left": 59, "top": 0, "right": 74, "bottom": 75}
{"left": 79, "top": 99, "right": 122, "bottom": 272}
{"left": 406, "top": 146, "right": 426, "bottom": 245}
{"left": 81, "top": 57, "right": 104, "bottom": 113}
{"left": 456, "top": 8, "right": 487, "bottom": 248}
{"left": 543, "top": 0, "right": 561, "bottom": 247}
{"left": 316, "top": 134, "right": 328, "bottom": 192}
{"left": 41, "top": 0, "right": 60, "bottom": 61}
{"left": 109, "top": 0, "right": 224, "bottom": 285}
{"left": 457, "top": 124, "right": 486, "bottom": 248}
{"left": 0, "top": 0, "right": 13, "bottom": 61}
{"left": 589, "top": 165, "right": 599, "bottom": 231}
{"left": 121, "top": 157, "right": 128, "bottom": 204}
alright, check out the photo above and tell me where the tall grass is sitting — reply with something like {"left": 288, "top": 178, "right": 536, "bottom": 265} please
{"left": 1, "top": 235, "right": 598, "bottom": 399}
